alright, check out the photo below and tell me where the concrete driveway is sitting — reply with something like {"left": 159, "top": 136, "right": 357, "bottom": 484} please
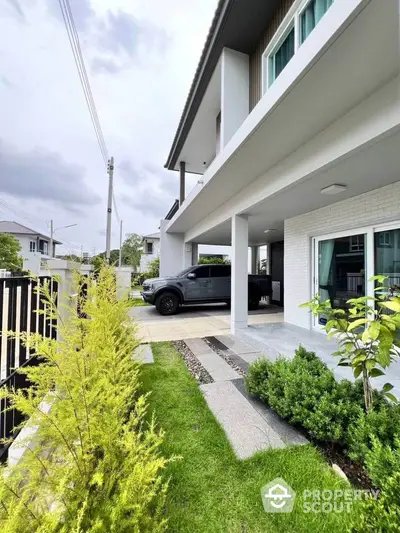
{"left": 129, "top": 302, "right": 283, "bottom": 343}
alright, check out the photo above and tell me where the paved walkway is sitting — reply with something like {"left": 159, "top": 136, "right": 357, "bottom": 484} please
{"left": 129, "top": 304, "right": 283, "bottom": 343}
{"left": 186, "top": 335, "right": 308, "bottom": 459}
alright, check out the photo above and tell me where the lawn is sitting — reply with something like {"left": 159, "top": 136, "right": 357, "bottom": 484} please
{"left": 132, "top": 284, "right": 143, "bottom": 291}
{"left": 141, "top": 342, "right": 359, "bottom": 533}
{"left": 129, "top": 297, "right": 149, "bottom": 307}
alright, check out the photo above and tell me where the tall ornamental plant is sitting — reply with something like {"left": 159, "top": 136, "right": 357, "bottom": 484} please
{"left": 0, "top": 266, "right": 169, "bottom": 533}
{"left": 301, "top": 276, "right": 400, "bottom": 411}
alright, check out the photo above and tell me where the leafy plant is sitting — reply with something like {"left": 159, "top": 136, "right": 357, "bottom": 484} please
{"left": 145, "top": 256, "right": 160, "bottom": 279}
{"left": 0, "top": 233, "right": 23, "bottom": 272}
{"left": 198, "top": 256, "right": 230, "bottom": 265}
{"left": 300, "top": 275, "right": 400, "bottom": 410}
{"left": 0, "top": 266, "right": 169, "bottom": 532}
{"left": 246, "top": 346, "right": 364, "bottom": 443}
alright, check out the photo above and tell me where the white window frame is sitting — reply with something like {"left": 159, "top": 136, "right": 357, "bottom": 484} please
{"left": 261, "top": 0, "right": 333, "bottom": 94}
{"left": 29, "top": 240, "right": 36, "bottom": 253}
{"left": 311, "top": 220, "right": 400, "bottom": 331}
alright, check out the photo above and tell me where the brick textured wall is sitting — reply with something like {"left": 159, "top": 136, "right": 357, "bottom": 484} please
{"left": 284, "top": 182, "right": 400, "bottom": 329}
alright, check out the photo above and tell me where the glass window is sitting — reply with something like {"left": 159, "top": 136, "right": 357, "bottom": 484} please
{"left": 300, "top": 0, "right": 334, "bottom": 44}
{"left": 270, "top": 27, "right": 295, "bottom": 84}
{"left": 193, "top": 266, "right": 210, "bottom": 279}
{"left": 375, "top": 229, "right": 400, "bottom": 294}
{"left": 147, "top": 242, "right": 153, "bottom": 254}
{"left": 210, "top": 265, "right": 231, "bottom": 278}
{"left": 29, "top": 241, "right": 36, "bottom": 252}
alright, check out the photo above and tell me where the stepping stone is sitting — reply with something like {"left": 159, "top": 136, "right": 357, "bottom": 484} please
{"left": 215, "top": 335, "right": 258, "bottom": 355}
{"left": 231, "top": 379, "right": 309, "bottom": 446}
{"left": 185, "top": 338, "right": 240, "bottom": 382}
{"left": 132, "top": 344, "right": 154, "bottom": 364}
{"left": 200, "top": 381, "right": 286, "bottom": 459}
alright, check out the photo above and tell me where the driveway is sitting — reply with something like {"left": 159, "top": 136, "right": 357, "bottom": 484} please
{"left": 129, "top": 302, "right": 283, "bottom": 343}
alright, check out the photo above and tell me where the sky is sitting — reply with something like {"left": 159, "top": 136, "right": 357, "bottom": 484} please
{"left": 0, "top": 0, "right": 217, "bottom": 255}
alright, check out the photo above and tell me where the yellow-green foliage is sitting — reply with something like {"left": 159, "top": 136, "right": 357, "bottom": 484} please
{"left": 0, "top": 266, "right": 168, "bottom": 532}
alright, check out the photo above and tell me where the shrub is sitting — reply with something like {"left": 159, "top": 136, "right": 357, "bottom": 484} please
{"left": 246, "top": 346, "right": 364, "bottom": 443}
{"left": 0, "top": 267, "right": 169, "bottom": 532}
{"left": 348, "top": 472, "right": 400, "bottom": 533}
{"left": 364, "top": 437, "right": 400, "bottom": 487}
{"left": 347, "top": 404, "right": 400, "bottom": 463}
{"left": 198, "top": 256, "right": 230, "bottom": 265}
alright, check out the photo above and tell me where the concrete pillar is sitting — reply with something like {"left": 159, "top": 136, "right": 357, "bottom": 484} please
{"left": 250, "top": 246, "right": 259, "bottom": 274}
{"left": 192, "top": 243, "right": 199, "bottom": 265}
{"left": 160, "top": 220, "right": 185, "bottom": 277}
{"left": 115, "top": 267, "right": 133, "bottom": 300}
{"left": 231, "top": 215, "right": 248, "bottom": 333}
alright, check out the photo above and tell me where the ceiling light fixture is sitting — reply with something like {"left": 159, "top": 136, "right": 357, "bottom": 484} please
{"left": 264, "top": 229, "right": 276, "bottom": 234}
{"left": 320, "top": 184, "right": 347, "bottom": 195}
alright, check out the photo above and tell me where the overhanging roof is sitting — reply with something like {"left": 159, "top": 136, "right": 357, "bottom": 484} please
{"left": 0, "top": 221, "right": 62, "bottom": 244}
{"left": 165, "top": 0, "right": 282, "bottom": 171}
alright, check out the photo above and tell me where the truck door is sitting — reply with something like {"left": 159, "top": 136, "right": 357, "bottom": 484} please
{"left": 185, "top": 266, "right": 212, "bottom": 300}
{"left": 209, "top": 264, "right": 231, "bottom": 300}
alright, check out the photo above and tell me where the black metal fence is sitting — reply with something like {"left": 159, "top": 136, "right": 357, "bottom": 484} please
{"left": 0, "top": 276, "right": 58, "bottom": 462}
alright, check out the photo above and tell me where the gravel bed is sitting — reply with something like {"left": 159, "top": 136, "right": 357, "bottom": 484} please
{"left": 203, "top": 338, "right": 247, "bottom": 377}
{"left": 173, "top": 340, "right": 214, "bottom": 384}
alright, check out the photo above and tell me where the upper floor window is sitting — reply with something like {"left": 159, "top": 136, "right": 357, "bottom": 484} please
{"left": 263, "top": 0, "right": 335, "bottom": 90}
{"left": 147, "top": 242, "right": 153, "bottom": 254}
{"left": 29, "top": 241, "right": 36, "bottom": 252}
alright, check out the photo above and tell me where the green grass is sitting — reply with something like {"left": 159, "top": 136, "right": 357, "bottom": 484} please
{"left": 129, "top": 297, "right": 149, "bottom": 307}
{"left": 132, "top": 284, "right": 143, "bottom": 291}
{"left": 141, "top": 342, "right": 359, "bottom": 533}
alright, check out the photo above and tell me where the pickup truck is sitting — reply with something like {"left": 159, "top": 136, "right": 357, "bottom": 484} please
{"left": 141, "top": 263, "right": 272, "bottom": 315}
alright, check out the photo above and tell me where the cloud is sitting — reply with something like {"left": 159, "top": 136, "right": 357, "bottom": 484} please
{"left": 45, "top": 0, "right": 94, "bottom": 31}
{"left": 0, "top": 141, "right": 101, "bottom": 212}
{"left": 90, "top": 56, "right": 121, "bottom": 74}
{"left": 4, "top": 0, "right": 25, "bottom": 20}
{"left": 0, "top": 75, "right": 12, "bottom": 89}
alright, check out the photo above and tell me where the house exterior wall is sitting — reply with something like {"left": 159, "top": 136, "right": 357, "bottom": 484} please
{"left": 17, "top": 235, "right": 44, "bottom": 273}
{"left": 284, "top": 182, "right": 400, "bottom": 329}
{"left": 249, "top": 0, "right": 294, "bottom": 111}
{"left": 139, "top": 238, "right": 160, "bottom": 273}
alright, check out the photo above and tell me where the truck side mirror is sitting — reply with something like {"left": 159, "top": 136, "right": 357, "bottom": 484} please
{"left": 187, "top": 273, "right": 196, "bottom": 280}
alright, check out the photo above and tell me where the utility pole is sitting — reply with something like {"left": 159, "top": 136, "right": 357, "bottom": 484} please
{"left": 50, "top": 219, "right": 54, "bottom": 258}
{"left": 105, "top": 156, "right": 114, "bottom": 263}
{"left": 119, "top": 219, "right": 123, "bottom": 267}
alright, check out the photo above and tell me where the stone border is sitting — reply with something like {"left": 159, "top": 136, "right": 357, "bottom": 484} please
{"left": 173, "top": 340, "right": 214, "bottom": 384}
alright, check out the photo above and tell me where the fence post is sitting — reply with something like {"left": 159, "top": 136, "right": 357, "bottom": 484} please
{"left": 115, "top": 267, "right": 133, "bottom": 300}
{"left": 46, "top": 260, "right": 80, "bottom": 339}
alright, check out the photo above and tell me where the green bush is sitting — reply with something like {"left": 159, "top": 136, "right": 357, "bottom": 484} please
{"left": 348, "top": 472, "right": 400, "bottom": 533}
{"left": 364, "top": 437, "right": 400, "bottom": 487}
{"left": 246, "top": 346, "right": 364, "bottom": 443}
{"left": 347, "top": 404, "right": 400, "bottom": 463}
{"left": 0, "top": 267, "right": 169, "bottom": 532}
{"left": 198, "top": 256, "right": 230, "bottom": 265}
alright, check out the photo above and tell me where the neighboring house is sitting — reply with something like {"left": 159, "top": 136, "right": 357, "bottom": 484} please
{"left": 139, "top": 232, "right": 161, "bottom": 273}
{"left": 160, "top": 0, "right": 399, "bottom": 334}
{"left": 0, "top": 221, "right": 61, "bottom": 273}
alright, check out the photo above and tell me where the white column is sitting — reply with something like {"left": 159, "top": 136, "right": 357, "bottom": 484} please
{"left": 231, "top": 215, "right": 248, "bottom": 333}
{"left": 250, "top": 246, "right": 259, "bottom": 275}
{"left": 192, "top": 243, "right": 199, "bottom": 265}
{"left": 115, "top": 267, "right": 133, "bottom": 300}
{"left": 159, "top": 220, "right": 186, "bottom": 277}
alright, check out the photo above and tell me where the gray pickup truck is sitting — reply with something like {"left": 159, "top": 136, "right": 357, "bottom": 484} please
{"left": 141, "top": 263, "right": 272, "bottom": 315}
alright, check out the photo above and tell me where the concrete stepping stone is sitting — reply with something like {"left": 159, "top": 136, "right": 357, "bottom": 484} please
{"left": 132, "top": 344, "right": 154, "bottom": 364}
{"left": 185, "top": 338, "right": 240, "bottom": 382}
{"left": 232, "top": 378, "right": 309, "bottom": 446}
{"left": 200, "top": 381, "right": 286, "bottom": 459}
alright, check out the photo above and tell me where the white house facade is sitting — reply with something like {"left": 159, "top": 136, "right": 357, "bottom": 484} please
{"left": 161, "top": 0, "right": 400, "bottom": 334}
{"left": 0, "top": 221, "right": 61, "bottom": 274}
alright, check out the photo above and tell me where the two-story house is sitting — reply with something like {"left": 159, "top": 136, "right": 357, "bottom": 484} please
{"left": 0, "top": 221, "right": 61, "bottom": 273}
{"left": 161, "top": 0, "right": 399, "bottom": 334}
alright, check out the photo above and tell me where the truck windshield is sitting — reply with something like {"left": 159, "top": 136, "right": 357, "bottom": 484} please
{"left": 177, "top": 267, "right": 193, "bottom": 277}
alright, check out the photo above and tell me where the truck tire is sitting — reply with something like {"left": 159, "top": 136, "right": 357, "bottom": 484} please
{"left": 155, "top": 292, "right": 179, "bottom": 316}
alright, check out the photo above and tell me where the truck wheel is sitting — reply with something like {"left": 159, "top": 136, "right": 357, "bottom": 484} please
{"left": 156, "top": 292, "right": 179, "bottom": 316}
{"left": 248, "top": 295, "right": 260, "bottom": 311}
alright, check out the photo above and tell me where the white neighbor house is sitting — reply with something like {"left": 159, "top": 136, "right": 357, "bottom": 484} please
{"left": 0, "top": 221, "right": 61, "bottom": 273}
{"left": 161, "top": 0, "right": 400, "bottom": 334}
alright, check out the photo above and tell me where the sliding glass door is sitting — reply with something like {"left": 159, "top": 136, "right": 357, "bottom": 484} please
{"left": 313, "top": 223, "right": 400, "bottom": 330}
{"left": 314, "top": 231, "right": 366, "bottom": 327}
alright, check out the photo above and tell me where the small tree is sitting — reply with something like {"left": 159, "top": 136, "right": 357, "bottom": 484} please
{"left": 198, "top": 256, "right": 230, "bottom": 265}
{"left": 121, "top": 233, "right": 143, "bottom": 270}
{"left": 300, "top": 275, "right": 400, "bottom": 411}
{"left": 145, "top": 257, "right": 160, "bottom": 279}
{"left": 0, "top": 233, "right": 23, "bottom": 272}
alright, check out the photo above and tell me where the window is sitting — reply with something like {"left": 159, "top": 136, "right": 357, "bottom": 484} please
{"left": 379, "top": 232, "right": 391, "bottom": 247}
{"left": 263, "top": 0, "right": 335, "bottom": 90}
{"left": 349, "top": 235, "right": 364, "bottom": 253}
{"left": 269, "top": 26, "right": 295, "bottom": 85}
{"left": 300, "top": 0, "right": 334, "bottom": 44}
{"left": 210, "top": 265, "right": 231, "bottom": 278}
{"left": 147, "top": 242, "right": 153, "bottom": 254}
{"left": 192, "top": 266, "right": 210, "bottom": 278}
{"left": 42, "top": 242, "right": 48, "bottom": 255}
{"left": 29, "top": 241, "right": 36, "bottom": 252}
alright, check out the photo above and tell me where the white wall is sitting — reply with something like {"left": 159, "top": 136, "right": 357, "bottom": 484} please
{"left": 139, "top": 238, "right": 160, "bottom": 273}
{"left": 16, "top": 235, "right": 42, "bottom": 273}
{"left": 160, "top": 221, "right": 192, "bottom": 277}
{"left": 284, "top": 181, "right": 400, "bottom": 329}
{"left": 220, "top": 47, "right": 249, "bottom": 149}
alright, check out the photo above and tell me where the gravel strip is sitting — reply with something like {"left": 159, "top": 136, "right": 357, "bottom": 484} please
{"left": 203, "top": 337, "right": 246, "bottom": 377}
{"left": 173, "top": 340, "right": 214, "bottom": 384}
